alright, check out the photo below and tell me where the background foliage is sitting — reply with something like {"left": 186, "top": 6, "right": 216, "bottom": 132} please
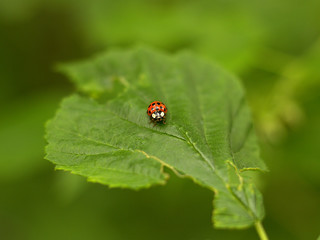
{"left": 0, "top": 0, "right": 320, "bottom": 239}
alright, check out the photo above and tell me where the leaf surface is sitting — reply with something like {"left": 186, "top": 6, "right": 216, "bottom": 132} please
{"left": 46, "top": 48, "right": 267, "bottom": 228}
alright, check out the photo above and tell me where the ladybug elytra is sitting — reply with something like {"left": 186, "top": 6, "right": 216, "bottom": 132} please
{"left": 147, "top": 101, "right": 167, "bottom": 124}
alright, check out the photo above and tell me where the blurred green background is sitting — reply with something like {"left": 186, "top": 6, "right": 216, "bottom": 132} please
{"left": 1, "top": 0, "right": 320, "bottom": 239}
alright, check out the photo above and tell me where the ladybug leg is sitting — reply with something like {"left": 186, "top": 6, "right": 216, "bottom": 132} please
{"left": 152, "top": 119, "right": 158, "bottom": 127}
{"left": 162, "top": 116, "right": 166, "bottom": 124}
{"left": 149, "top": 116, "right": 156, "bottom": 126}
{"left": 152, "top": 118, "right": 161, "bottom": 127}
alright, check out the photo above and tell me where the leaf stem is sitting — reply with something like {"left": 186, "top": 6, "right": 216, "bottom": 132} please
{"left": 255, "top": 221, "right": 269, "bottom": 240}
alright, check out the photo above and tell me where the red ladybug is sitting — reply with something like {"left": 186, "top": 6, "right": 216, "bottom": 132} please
{"left": 147, "top": 101, "right": 167, "bottom": 124}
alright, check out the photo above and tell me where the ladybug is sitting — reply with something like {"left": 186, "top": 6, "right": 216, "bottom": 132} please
{"left": 147, "top": 101, "right": 167, "bottom": 124}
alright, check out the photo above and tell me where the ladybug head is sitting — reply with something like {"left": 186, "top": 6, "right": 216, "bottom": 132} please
{"left": 151, "top": 111, "right": 165, "bottom": 119}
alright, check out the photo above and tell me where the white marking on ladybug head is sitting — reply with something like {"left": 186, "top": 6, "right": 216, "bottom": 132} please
{"left": 151, "top": 111, "right": 163, "bottom": 119}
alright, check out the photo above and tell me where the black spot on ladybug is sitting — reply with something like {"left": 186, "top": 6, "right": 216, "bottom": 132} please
{"left": 148, "top": 110, "right": 151, "bottom": 114}
{"left": 152, "top": 103, "right": 155, "bottom": 106}
{"left": 164, "top": 108, "right": 166, "bottom": 111}
{"left": 160, "top": 106, "right": 163, "bottom": 109}
{"left": 156, "top": 107, "right": 159, "bottom": 110}
{"left": 148, "top": 104, "right": 151, "bottom": 107}
{"left": 157, "top": 102, "right": 160, "bottom": 105}
{"left": 151, "top": 108, "right": 154, "bottom": 111}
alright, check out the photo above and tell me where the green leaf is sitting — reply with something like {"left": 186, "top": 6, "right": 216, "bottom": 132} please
{"left": 46, "top": 48, "right": 267, "bottom": 229}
